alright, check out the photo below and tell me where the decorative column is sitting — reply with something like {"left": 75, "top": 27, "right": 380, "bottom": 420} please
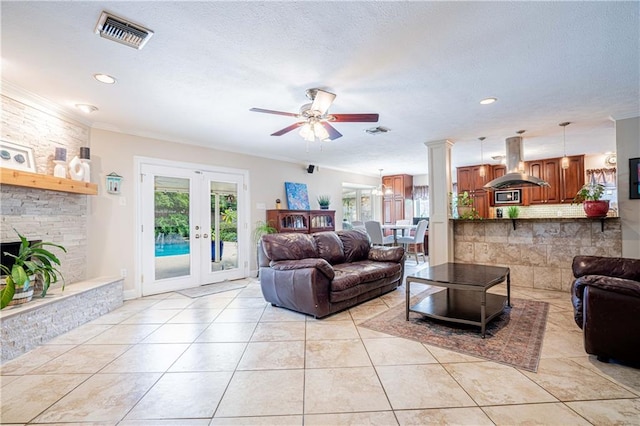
{"left": 425, "top": 139, "right": 454, "bottom": 266}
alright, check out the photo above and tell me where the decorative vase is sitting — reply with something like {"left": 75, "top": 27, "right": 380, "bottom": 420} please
{"left": 457, "top": 205, "right": 472, "bottom": 218}
{"left": 583, "top": 200, "right": 609, "bottom": 218}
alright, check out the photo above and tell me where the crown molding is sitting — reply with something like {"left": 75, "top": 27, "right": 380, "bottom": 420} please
{"left": 1, "top": 79, "right": 92, "bottom": 127}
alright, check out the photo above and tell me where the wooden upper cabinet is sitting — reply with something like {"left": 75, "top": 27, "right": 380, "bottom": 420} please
{"left": 527, "top": 158, "right": 560, "bottom": 204}
{"left": 456, "top": 165, "right": 490, "bottom": 218}
{"left": 560, "top": 155, "right": 585, "bottom": 203}
{"left": 381, "top": 174, "right": 413, "bottom": 224}
{"left": 492, "top": 165, "right": 507, "bottom": 179}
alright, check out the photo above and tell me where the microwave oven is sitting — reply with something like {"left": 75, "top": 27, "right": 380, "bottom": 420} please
{"left": 494, "top": 189, "right": 521, "bottom": 204}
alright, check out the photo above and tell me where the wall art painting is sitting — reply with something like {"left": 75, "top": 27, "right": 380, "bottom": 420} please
{"left": 0, "top": 140, "right": 35, "bottom": 172}
{"left": 285, "top": 182, "right": 310, "bottom": 210}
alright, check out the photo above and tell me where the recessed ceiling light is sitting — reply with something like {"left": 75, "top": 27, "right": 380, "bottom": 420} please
{"left": 480, "top": 97, "right": 497, "bottom": 105}
{"left": 75, "top": 104, "right": 98, "bottom": 113}
{"left": 93, "top": 73, "right": 117, "bottom": 84}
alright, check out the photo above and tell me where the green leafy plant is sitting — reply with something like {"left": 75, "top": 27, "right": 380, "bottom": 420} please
{"left": 317, "top": 195, "right": 331, "bottom": 208}
{"left": 573, "top": 183, "right": 605, "bottom": 204}
{"left": 507, "top": 205, "right": 520, "bottom": 219}
{"left": 252, "top": 220, "right": 277, "bottom": 245}
{"left": 1, "top": 230, "right": 66, "bottom": 309}
{"left": 455, "top": 191, "right": 474, "bottom": 207}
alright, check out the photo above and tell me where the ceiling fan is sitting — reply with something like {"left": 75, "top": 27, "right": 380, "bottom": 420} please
{"left": 250, "top": 88, "right": 379, "bottom": 142}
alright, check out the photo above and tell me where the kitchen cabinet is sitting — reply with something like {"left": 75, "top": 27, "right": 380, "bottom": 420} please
{"left": 266, "top": 209, "right": 335, "bottom": 234}
{"left": 382, "top": 174, "right": 413, "bottom": 225}
{"left": 559, "top": 155, "right": 585, "bottom": 203}
{"left": 527, "top": 158, "right": 561, "bottom": 204}
{"left": 456, "top": 165, "right": 490, "bottom": 218}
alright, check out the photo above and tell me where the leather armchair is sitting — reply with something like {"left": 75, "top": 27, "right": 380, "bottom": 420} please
{"left": 571, "top": 255, "right": 640, "bottom": 366}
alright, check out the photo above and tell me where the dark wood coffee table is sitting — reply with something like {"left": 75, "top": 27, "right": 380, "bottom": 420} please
{"left": 405, "top": 263, "right": 510, "bottom": 338}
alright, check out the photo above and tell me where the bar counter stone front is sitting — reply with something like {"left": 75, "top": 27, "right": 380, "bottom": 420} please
{"left": 453, "top": 218, "right": 622, "bottom": 292}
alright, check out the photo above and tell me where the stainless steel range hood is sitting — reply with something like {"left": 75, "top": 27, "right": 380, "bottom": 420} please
{"left": 483, "top": 136, "right": 550, "bottom": 190}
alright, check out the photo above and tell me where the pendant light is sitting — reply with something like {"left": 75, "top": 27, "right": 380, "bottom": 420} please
{"left": 478, "top": 137, "right": 486, "bottom": 177}
{"left": 372, "top": 169, "right": 392, "bottom": 196}
{"left": 560, "top": 122, "right": 571, "bottom": 170}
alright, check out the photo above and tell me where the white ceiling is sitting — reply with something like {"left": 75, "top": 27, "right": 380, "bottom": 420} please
{"left": 1, "top": 1, "right": 638, "bottom": 176}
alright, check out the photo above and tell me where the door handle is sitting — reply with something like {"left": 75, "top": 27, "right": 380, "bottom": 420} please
{"left": 203, "top": 233, "right": 209, "bottom": 239}
{"left": 195, "top": 234, "right": 200, "bottom": 239}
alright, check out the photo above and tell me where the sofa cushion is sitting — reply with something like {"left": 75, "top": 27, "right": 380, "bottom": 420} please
{"left": 369, "top": 246, "right": 404, "bottom": 263}
{"left": 261, "top": 233, "right": 318, "bottom": 261}
{"left": 331, "top": 270, "right": 362, "bottom": 293}
{"left": 334, "top": 260, "right": 402, "bottom": 283}
{"left": 337, "top": 230, "right": 370, "bottom": 263}
{"left": 312, "top": 232, "right": 346, "bottom": 265}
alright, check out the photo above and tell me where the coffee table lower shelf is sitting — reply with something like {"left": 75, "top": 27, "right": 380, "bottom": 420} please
{"left": 409, "top": 289, "right": 507, "bottom": 336}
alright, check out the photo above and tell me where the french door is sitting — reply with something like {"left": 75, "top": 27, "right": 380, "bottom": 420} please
{"left": 139, "top": 160, "right": 248, "bottom": 296}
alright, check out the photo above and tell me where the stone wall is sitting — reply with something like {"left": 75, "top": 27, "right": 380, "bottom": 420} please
{"left": 1, "top": 94, "right": 90, "bottom": 284}
{"left": 1, "top": 278, "right": 124, "bottom": 363}
{"left": 453, "top": 218, "right": 622, "bottom": 292}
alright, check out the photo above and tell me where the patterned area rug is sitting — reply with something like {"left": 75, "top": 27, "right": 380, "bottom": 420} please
{"left": 361, "top": 292, "right": 549, "bottom": 372}
{"left": 176, "top": 281, "right": 247, "bottom": 298}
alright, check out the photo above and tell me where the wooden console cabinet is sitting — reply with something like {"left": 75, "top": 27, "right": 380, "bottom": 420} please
{"left": 267, "top": 209, "right": 335, "bottom": 233}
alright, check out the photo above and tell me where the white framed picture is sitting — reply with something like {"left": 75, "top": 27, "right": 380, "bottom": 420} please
{"left": 0, "top": 140, "right": 36, "bottom": 172}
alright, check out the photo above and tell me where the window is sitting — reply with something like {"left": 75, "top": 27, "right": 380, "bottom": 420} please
{"left": 413, "top": 185, "right": 429, "bottom": 218}
{"left": 342, "top": 187, "right": 374, "bottom": 222}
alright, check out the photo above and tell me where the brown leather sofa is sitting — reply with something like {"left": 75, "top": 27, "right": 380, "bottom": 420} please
{"left": 571, "top": 255, "right": 640, "bottom": 366}
{"left": 259, "top": 230, "right": 405, "bottom": 318}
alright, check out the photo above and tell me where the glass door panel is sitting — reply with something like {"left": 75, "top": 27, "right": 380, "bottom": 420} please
{"left": 154, "top": 176, "right": 191, "bottom": 280}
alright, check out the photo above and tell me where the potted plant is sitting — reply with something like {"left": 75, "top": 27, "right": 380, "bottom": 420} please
{"left": 317, "top": 195, "right": 331, "bottom": 210}
{"left": 573, "top": 183, "right": 609, "bottom": 218}
{"left": 1, "top": 230, "right": 66, "bottom": 309}
{"left": 252, "top": 220, "right": 277, "bottom": 277}
{"left": 452, "top": 191, "right": 476, "bottom": 218}
{"left": 507, "top": 205, "right": 520, "bottom": 219}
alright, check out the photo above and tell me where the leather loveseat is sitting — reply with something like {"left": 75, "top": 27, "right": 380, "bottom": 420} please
{"left": 259, "top": 230, "right": 405, "bottom": 318}
{"left": 571, "top": 255, "right": 640, "bottom": 366}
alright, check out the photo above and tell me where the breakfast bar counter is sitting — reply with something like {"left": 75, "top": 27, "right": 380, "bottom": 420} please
{"left": 452, "top": 217, "right": 622, "bottom": 292}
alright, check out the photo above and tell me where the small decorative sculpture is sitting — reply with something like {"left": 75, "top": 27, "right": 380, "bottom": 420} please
{"left": 53, "top": 147, "right": 67, "bottom": 178}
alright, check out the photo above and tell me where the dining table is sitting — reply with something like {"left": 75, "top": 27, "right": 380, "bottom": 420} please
{"left": 381, "top": 224, "right": 417, "bottom": 245}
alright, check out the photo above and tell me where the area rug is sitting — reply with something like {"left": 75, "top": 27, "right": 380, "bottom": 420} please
{"left": 176, "top": 281, "right": 247, "bottom": 298}
{"left": 360, "top": 292, "right": 549, "bottom": 372}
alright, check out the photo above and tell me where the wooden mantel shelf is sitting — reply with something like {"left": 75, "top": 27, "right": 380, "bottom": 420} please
{"left": 0, "top": 168, "right": 98, "bottom": 195}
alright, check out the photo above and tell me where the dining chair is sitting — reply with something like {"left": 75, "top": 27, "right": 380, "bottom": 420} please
{"left": 364, "top": 221, "right": 395, "bottom": 246}
{"left": 397, "top": 219, "right": 428, "bottom": 263}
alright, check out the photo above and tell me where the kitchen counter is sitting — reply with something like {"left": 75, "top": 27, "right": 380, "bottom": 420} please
{"left": 453, "top": 217, "right": 621, "bottom": 292}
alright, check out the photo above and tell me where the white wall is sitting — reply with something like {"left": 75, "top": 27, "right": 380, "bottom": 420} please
{"left": 616, "top": 116, "right": 640, "bottom": 258}
{"left": 87, "top": 128, "right": 378, "bottom": 294}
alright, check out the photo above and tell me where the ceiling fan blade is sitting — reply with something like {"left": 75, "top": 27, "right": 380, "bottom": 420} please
{"left": 310, "top": 89, "right": 336, "bottom": 115}
{"left": 321, "top": 122, "right": 342, "bottom": 140}
{"left": 271, "top": 122, "right": 304, "bottom": 136}
{"left": 331, "top": 113, "right": 379, "bottom": 122}
{"left": 250, "top": 107, "right": 298, "bottom": 117}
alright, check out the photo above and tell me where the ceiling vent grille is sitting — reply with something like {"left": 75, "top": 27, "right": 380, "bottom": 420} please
{"left": 365, "top": 126, "right": 390, "bottom": 135}
{"left": 94, "top": 11, "right": 153, "bottom": 50}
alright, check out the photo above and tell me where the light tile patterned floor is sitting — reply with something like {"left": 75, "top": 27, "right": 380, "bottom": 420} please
{"left": 2, "top": 262, "right": 640, "bottom": 425}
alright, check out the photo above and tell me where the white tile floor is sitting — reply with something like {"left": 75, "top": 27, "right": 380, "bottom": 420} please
{"left": 1, "top": 263, "right": 640, "bottom": 425}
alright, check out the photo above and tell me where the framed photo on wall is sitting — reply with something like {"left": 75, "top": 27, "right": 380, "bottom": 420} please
{"left": 0, "top": 140, "right": 36, "bottom": 172}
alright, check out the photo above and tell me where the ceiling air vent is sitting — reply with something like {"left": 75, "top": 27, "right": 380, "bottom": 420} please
{"left": 94, "top": 11, "right": 153, "bottom": 50}
{"left": 365, "top": 126, "right": 390, "bottom": 135}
